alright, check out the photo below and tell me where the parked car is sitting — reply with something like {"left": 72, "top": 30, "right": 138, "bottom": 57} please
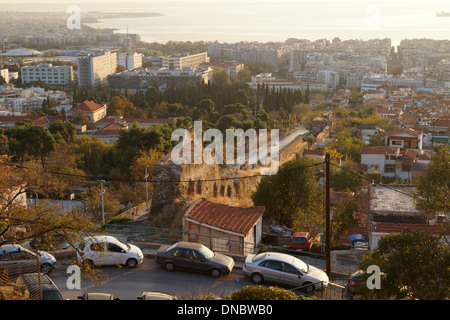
{"left": 18, "top": 273, "right": 64, "bottom": 300}
{"left": 29, "top": 233, "right": 70, "bottom": 251}
{"left": 242, "top": 251, "right": 328, "bottom": 294}
{"left": 289, "top": 232, "right": 314, "bottom": 251}
{"left": 156, "top": 241, "right": 234, "bottom": 278}
{"left": 0, "top": 244, "right": 56, "bottom": 276}
{"left": 76, "top": 235, "right": 143, "bottom": 268}
{"left": 137, "top": 291, "right": 177, "bottom": 300}
{"left": 78, "top": 293, "right": 119, "bottom": 300}
{"left": 345, "top": 270, "right": 364, "bottom": 299}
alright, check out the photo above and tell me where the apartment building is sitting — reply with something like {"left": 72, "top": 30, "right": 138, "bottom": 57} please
{"left": 162, "top": 52, "right": 209, "bottom": 70}
{"left": 199, "top": 61, "right": 244, "bottom": 79}
{"left": 0, "top": 69, "right": 9, "bottom": 83}
{"left": 118, "top": 52, "right": 143, "bottom": 70}
{"left": 77, "top": 50, "right": 118, "bottom": 88}
{"left": 21, "top": 63, "right": 73, "bottom": 85}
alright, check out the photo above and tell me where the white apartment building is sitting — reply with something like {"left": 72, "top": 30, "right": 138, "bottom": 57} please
{"left": 21, "top": 63, "right": 73, "bottom": 85}
{"left": 162, "top": 52, "right": 209, "bottom": 70}
{"left": 118, "top": 52, "right": 143, "bottom": 70}
{"left": 0, "top": 69, "right": 9, "bottom": 83}
{"left": 77, "top": 50, "right": 118, "bottom": 88}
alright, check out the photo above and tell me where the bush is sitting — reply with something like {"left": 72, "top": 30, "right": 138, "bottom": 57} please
{"left": 227, "top": 285, "right": 315, "bottom": 300}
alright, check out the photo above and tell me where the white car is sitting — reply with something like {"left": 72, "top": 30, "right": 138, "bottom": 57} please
{"left": 243, "top": 252, "right": 328, "bottom": 294}
{"left": 77, "top": 235, "right": 143, "bottom": 268}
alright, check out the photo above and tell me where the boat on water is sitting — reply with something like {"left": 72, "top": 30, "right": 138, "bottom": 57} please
{"left": 436, "top": 11, "right": 450, "bottom": 17}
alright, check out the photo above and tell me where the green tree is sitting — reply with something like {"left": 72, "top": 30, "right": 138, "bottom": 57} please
{"left": 252, "top": 157, "right": 322, "bottom": 228}
{"left": 359, "top": 229, "right": 450, "bottom": 300}
{"left": 414, "top": 145, "right": 450, "bottom": 223}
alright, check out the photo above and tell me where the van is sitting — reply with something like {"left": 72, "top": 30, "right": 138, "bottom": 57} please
{"left": 77, "top": 235, "right": 143, "bottom": 268}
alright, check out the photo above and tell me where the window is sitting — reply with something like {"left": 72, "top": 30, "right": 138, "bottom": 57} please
{"left": 281, "top": 262, "right": 299, "bottom": 275}
{"left": 384, "top": 164, "right": 395, "bottom": 173}
{"left": 90, "top": 243, "right": 105, "bottom": 252}
{"left": 107, "top": 243, "right": 125, "bottom": 253}
{"left": 259, "top": 260, "right": 282, "bottom": 271}
{"left": 172, "top": 248, "right": 190, "bottom": 258}
{"left": 391, "top": 140, "right": 402, "bottom": 146}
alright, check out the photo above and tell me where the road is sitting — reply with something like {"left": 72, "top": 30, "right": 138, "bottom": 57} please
{"left": 51, "top": 257, "right": 253, "bottom": 300}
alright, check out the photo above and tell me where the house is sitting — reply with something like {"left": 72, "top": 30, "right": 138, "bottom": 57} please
{"left": 360, "top": 146, "right": 400, "bottom": 177}
{"left": 384, "top": 128, "right": 423, "bottom": 154}
{"left": 182, "top": 198, "right": 264, "bottom": 256}
{"left": 428, "top": 118, "right": 450, "bottom": 146}
{"left": 360, "top": 146, "right": 420, "bottom": 181}
{"left": 91, "top": 121, "right": 127, "bottom": 144}
{"left": 359, "top": 123, "right": 382, "bottom": 144}
{"left": 66, "top": 100, "right": 107, "bottom": 123}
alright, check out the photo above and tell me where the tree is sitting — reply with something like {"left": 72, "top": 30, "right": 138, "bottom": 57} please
{"left": 252, "top": 157, "right": 322, "bottom": 229}
{"left": 0, "top": 155, "right": 93, "bottom": 254}
{"left": 359, "top": 229, "right": 450, "bottom": 300}
{"left": 415, "top": 145, "right": 450, "bottom": 225}
{"left": 212, "top": 67, "right": 230, "bottom": 87}
{"left": 48, "top": 120, "right": 77, "bottom": 145}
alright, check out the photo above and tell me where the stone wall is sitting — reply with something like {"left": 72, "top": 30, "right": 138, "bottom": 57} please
{"left": 149, "top": 132, "right": 308, "bottom": 226}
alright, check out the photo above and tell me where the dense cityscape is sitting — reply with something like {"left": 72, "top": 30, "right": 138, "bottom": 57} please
{"left": 0, "top": 4, "right": 448, "bottom": 309}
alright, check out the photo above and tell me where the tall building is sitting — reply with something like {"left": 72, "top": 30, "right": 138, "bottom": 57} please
{"left": 77, "top": 50, "right": 118, "bottom": 88}
{"left": 118, "top": 52, "right": 143, "bottom": 70}
{"left": 21, "top": 63, "right": 73, "bottom": 85}
{"left": 162, "top": 52, "right": 209, "bottom": 70}
{"left": 0, "top": 69, "right": 9, "bottom": 83}
{"left": 289, "top": 50, "right": 308, "bottom": 72}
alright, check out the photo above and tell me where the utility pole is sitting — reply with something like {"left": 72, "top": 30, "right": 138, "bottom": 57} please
{"left": 145, "top": 165, "right": 149, "bottom": 211}
{"left": 325, "top": 153, "right": 331, "bottom": 277}
{"left": 100, "top": 180, "right": 105, "bottom": 225}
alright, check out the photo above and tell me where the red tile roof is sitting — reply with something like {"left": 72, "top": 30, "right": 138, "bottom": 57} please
{"left": 92, "top": 122, "right": 126, "bottom": 136}
{"left": 186, "top": 199, "right": 264, "bottom": 236}
{"left": 360, "top": 146, "right": 398, "bottom": 155}
{"left": 72, "top": 100, "right": 105, "bottom": 112}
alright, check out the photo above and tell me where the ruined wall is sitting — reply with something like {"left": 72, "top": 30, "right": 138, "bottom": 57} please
{"left": 149, "top": 133, "right": 308, "bottom": 225}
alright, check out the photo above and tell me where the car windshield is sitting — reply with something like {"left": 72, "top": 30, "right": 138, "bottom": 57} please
{"left": 43, "top": 291, "right": 63, "bottom": 300}
{"left": 292, "top": 257, "right": 309, "bottom": 273}
{"left": 197, "top": 245, "right": 214, "bottom": 260}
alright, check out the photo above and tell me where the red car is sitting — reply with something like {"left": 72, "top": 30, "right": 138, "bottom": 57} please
{"left": 290, "top": 232, "right": 314, "bottom": 251}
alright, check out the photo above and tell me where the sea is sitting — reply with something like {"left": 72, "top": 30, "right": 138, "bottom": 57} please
{"left": 4, "top": 0, "right": 450, "bottom": 47}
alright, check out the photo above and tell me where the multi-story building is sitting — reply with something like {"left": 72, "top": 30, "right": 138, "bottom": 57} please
{"left": 162, "top": 52, "right": 209, "bottom": 70}
{"left": 118, "top": 52, "right": 143, "bottom": 70}
{"left": 77, "top": 50, "right": 118, "bottom": 88}
{"left": 21, "top": 63, "right": 73, "bottom": 86}
{"left": 0, "top": 69, "right": 9, "bottom": 83}
{"left": 199, "top": 61, "right": 244, "bottom": 79}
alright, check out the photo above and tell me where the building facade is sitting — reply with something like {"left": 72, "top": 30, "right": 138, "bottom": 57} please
{"left": 21, "top": 63, "right": 73, "bottom": 85}
{"left": 77, "top": 50, "right": 118, "bottom": 88}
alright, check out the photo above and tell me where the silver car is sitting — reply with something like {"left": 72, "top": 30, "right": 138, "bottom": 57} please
{"left": 243, "top": 252, "right": 329, "bottom": 293}
{"left": 0, "top": 244, "right": 56, "bottom": 277}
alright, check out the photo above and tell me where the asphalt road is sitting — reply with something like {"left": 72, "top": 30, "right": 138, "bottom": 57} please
{"left": 51, "top": 256, "right": 254, "bottom": 300}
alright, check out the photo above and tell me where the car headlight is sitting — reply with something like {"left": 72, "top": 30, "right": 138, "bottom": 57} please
{"left": 138, "top": 252, "right": 143, "bottom": 258}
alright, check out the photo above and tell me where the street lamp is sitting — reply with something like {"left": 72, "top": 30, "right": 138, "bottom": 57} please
{"left": 144, "top": 165, "right": 149, "bottom": 211}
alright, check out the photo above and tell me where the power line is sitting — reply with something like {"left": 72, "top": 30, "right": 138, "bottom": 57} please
{"left": 330, "top": 162, "right": 417, "bottom": 198}
{"left": 3, "top": 161, "right": 324, "bottom": 184}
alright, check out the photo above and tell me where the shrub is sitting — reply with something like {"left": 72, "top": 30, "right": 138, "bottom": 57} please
{"left": 227, "top": 285, "right": 314, "bottom": 300}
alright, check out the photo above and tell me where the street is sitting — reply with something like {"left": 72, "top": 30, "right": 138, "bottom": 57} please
{"left": 51, "top": 256, "right": 253, "bottom": 300}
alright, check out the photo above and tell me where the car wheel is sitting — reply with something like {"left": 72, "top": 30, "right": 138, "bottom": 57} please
{"left": 164, "top": 262, "right": 175, "bottom": 272}
{"left": 82, "top": 259, "right": 95, "bottom": 269}
{"left": 210, "top": 268, "right": 221, "bottom": 278}
{"left": 251, "top": 273, "right": 263, "bottom": 284}
{"left": 126, "top": 258, "right": 138, "bottom": 269}
{"left": 303, "top": 282, "right": 315, "bottom": 294}
{"left": 40, "top": 263, "right": 52, "bottom": 274}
